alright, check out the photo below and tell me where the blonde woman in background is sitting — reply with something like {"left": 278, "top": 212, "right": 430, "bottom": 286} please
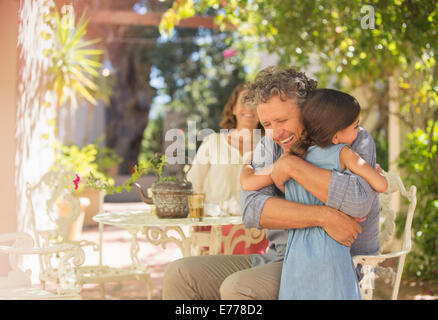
{"left": 187, "top": 83, "right": 268, "bottom": 254}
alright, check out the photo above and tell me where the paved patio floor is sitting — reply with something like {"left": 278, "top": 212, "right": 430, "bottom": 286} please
{"left": 77, "top": 223, "right": 183, "bottom": 300}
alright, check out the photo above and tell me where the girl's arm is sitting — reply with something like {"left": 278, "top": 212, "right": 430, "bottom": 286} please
{"left": 240, "top": 164, "right": 274, "bottom": 191}
{"left": 340, "top": 146, "right": 388, "bottom": 193}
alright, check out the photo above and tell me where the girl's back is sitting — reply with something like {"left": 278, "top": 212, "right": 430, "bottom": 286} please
{"left": 279, "top": 144, "right": 362, "bottom": 300}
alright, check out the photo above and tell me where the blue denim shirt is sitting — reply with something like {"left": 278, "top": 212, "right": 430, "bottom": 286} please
{"left": 241, "top": 128, "right": 380, "bottom": 267}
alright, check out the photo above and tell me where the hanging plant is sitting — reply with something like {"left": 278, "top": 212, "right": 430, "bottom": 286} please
{"left": 85, "top": 154, "right": 171, "bottom": 195}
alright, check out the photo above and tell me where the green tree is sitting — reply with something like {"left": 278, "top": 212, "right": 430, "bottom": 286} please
{"left": 148, "top": 27, "right": 246, "bottom": 134}
{"left": 139, "top": 115, "right": 164, "bottom": 171}
{"left": 160, "top": 0, "right": 437, "bottom": 129}
{"left": 103, "top": 26, "right": 159, "bottom": 174}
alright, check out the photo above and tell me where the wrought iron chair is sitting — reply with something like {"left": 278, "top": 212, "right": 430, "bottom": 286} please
{"left": 0, "top": 232, "right": 84, "bottom": 300}
{"left": 26, "top": 168, "right": 153, "bottom": 299}
{"left": 353, "top": 170, "right": 417, "bottom": 300}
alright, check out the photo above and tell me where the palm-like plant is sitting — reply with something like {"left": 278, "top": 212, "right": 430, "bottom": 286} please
{"left": 46, "top": 5, "right": 104, "bottom": 112}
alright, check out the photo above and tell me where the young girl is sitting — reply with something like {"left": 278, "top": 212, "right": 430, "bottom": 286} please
{"left": 240, "top": 88, "right": 387, "bottom": 299}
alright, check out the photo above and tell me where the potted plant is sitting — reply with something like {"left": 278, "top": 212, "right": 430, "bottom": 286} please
{"left": 137, "top": 155, "right": 193, "bottom": 219}
{"left": 86, "top": 154, "right": 193, "bottom": 219}
{"left": 54, "top": 140, "right": 122, "bottom": 226}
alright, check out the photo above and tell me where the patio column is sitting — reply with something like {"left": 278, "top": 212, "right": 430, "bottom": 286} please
{"left": 0, "top": 0, "right": 19, "bottom": 276}
{"left": 388, "top": 71, "right": 400, "bottom": 212}
{"left": 15, "top": 0, "right": 59, "bottom": 282}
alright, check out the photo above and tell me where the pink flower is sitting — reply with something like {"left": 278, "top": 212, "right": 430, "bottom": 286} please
{"left": 73, "top": 174, "right": 80, "bottom": 190}
{"left": 223, "top": 49, "right": 237, "bottom": 58}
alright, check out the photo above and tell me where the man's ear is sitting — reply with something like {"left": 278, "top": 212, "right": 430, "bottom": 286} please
{"left": 332, "top": 134, "right": 339, "bottom": 144}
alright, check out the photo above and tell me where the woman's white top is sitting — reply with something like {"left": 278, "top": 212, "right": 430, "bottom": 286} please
{"left": 186, "top": 132, "right": 256, "bottom": 214}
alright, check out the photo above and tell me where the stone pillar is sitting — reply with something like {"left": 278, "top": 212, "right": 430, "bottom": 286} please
{"left": 15, "top": 0, "right": 58, "bottom": 282}
{"left": 388, "top": 71, "right": 400, "bottom": 212}
{"left": 0, "top": 0, "right": 19, "bottom": 276}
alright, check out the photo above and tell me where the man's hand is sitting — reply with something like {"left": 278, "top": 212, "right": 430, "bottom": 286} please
{"left": 320, "top": 206, "right": 366, "bottom": 247}
{"left": 270, "top": 154, "right": 296, "bottom": 193}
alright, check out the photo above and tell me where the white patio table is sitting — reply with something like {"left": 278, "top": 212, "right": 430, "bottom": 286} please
{"left": 93, "top": 204, "right": 265, "bottom": 272}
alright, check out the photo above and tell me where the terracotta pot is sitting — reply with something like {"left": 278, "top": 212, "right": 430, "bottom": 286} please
{"left": 57, "top": 197, "right": 90, "bottom": 241}
{"left": 78, "top": 188, "right": 105, "bottom": 226}
{"left": 107, "top": 164, "right": 120, "bottom": 176}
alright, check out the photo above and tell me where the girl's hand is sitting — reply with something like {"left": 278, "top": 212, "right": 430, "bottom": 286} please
{"left": 271, "top": 154, "right": 296, "bottom": 192}
{"left": 376, "top": 163, "right": 383, "bottom": 174}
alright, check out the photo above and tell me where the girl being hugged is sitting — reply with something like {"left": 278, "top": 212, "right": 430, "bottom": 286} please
{"left": 241, "top": 88, "right": 387, "bottom": 299}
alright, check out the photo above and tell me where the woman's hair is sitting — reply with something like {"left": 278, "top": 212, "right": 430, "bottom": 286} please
{"left": 290, "top": 88, "right": 361, "bottom": 159}
{"left": 219, "top": 83, "right": 248, "bottom": 129}
{"left": 219, "top": 83, "right": 264, "bottom": 133}
{"left": 242, "top": 66, "right": 318, "bottom": 110}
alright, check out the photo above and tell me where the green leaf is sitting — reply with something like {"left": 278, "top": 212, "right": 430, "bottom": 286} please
{"left": 72, "top": 81, "right": 97, "bottom": 105}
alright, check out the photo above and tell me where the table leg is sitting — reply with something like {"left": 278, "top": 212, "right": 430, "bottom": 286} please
{"left": 127, "top": 228, "right": 147, "bottom": 271}
{"left": 98, "top": 222, "right": 103, "bottom": 266}
{"left": 142, "top": 226, "right": 191, "bottom": 257}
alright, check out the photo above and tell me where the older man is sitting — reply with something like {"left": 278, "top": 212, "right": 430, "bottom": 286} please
{"left": 162, "top": 66, "right": 379, "bottom": 300}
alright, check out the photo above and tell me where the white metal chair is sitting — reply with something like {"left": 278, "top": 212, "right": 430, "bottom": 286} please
{"left": 353, "top": 170, "right": 417, "bottom": 300}
{"left": 0, "top": 232, "right": 84, "bottom": 300}
{"left": 26, "top": 168, "right": 153, "bottom": 299}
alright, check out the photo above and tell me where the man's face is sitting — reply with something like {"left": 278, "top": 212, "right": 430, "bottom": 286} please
{"left": 257, "top": 95, "right": 304, "bottom": 153}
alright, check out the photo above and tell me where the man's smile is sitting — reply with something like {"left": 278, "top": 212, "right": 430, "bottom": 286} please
{"left": 280, "top": 134, "right": 295, "bottom": 144}
{"left": 275, "top": 134, "right": 298, "bottom": 152}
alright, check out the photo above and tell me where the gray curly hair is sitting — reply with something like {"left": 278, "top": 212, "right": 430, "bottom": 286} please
{"left": 243, "top": 66, "right": 318, "bottom": 109}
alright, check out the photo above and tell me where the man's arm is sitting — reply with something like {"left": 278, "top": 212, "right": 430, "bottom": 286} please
{"left": 260, "top": 197, "right": 363, "bottom": 247}
{"left": 270, "top": 128, "right": 378, "bottom": 218}
{"left": 241, "top": 185, "right": 363, "bottom": 247}
{"left": 327, "top": 129, "right": 378, "bottom": 218}
{"left": 241, "top": 136, "right": 279, "bottom": 229}
{"left": 241, "top": 136, "right": 362, "bottom": 247}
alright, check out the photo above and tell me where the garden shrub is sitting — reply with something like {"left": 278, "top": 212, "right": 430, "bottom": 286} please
{"left": 398, "top": 120, "right": 438, "bottom": 279}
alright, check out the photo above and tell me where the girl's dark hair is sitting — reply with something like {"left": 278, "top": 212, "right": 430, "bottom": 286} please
{"left": 290, "top": 88, "right": 361, "bottom": 158}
